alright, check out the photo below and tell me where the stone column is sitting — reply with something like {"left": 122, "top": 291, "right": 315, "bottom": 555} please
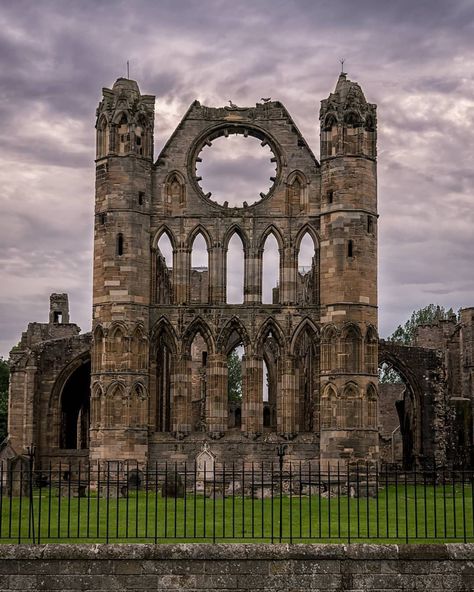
{"left": 206, "top": 353, "right": 227, "bottom": 436}
{"left": 280, "top": 246, "right": 297, "bottom": 305}
{"left": 244, "top": 247, "right": 262, "bottom": 304}
{"left": 209, "top": 245, "right": 225, "bottom": 304}
{"left": 174, "top": 246, "right": 190, "bottom": 304}
{"left": 242, "top": 355, "right": 263, "bottom": 436}
{"left": 172, "top": 354, "right": 192, "bottom": 435}
{"left": 278, "top": 354, "right": 297, "bottom": 437}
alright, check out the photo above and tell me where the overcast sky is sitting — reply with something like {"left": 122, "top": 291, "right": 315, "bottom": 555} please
{"left": 0, "top": 0, "right": 473, "bottom": 358}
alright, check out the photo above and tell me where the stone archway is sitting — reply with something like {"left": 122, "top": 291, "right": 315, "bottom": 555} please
{"left": 379, "top": 340, "right": 447, "bottom": 469}
{"left": 56, "top": 356, "right": 91, "bottom": 449}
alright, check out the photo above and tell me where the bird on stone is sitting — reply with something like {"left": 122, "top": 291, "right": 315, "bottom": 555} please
{"left": 228, "top": 100, "right": 238, "bottom": 108}
{"left": 261, "top": 97, "right": 271, "bottom": 103}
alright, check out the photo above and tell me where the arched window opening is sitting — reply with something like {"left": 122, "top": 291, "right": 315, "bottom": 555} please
{"left": 261, "top": 330, "right": 280, "bottom": 430}
{"left": 116, "top": 233, "right": 124, "bottom": 256}
{"left": 228, "top": 344, "right": 243, "bottom": 429}
{"left": 262, "top": 233, "right": 279, "bottom": 304}
{"left": 156, "top": 333, "right": 173, "bottom": 432}
{"left": 118, "top": 114, "right": 130, "bottom": 154}
{"left": 347, "top": 239, "right": 353, "bottom": 258}
{"left": 297, "top": 232, "right": 318, "bottom": 305}
{"left": 135, "top": 116, "right": 147, "bottom": 157}
{"left": 294, "top": 326, "right": 319, "bottom": 432}
{"left": 190, "top": 332, "right": 208, "bottom": 431}
{"left": 191, "top": 232, "right": 209, "bottom": 304}
{"left": 156, "top": 233, "right": 173, "bottom": 304}
{"left": 97, "top": 117, "right": 108, "bottom": 158}
{"left": 341, "top": 326, "right": 361, "bottom": 373}
{"left": 226, "top": 233, "right": 244, "bottom": 304}
{"left": 60, "top": 359, "right": 91, "bottom": 449}
{"left": 378, "top": 361, "right": 419, "bottom": 470}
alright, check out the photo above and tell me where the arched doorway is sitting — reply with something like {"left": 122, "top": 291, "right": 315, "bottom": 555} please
{"left": 378, "top": 356, "right": 421, "bottom": 470}
{"left": 59, "top": 358, "right": 91, "bottom": 449}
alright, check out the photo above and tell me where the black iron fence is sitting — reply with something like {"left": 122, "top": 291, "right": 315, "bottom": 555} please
{"left": 1, "top": 460, "right": 473, "bottom": 543}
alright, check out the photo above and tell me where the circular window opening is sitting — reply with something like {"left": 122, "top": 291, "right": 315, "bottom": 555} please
{"left": 196, "top": 134, "right": 277, "bottom": 207}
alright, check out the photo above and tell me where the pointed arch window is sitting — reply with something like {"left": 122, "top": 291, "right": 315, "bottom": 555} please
{"left": 190, "top": 232, "right": 209, "bottom": 304}
{"left": 297, "top": 231, "right": 318, "bottom": 305}
{"left": 117, "top": 113, "right": 130, "bottom": 154}
{"left": 96, "top": 116, "right": 108, "bottom": 158}
{"left": 262, "top": 233, "right": 280, "bottom": 304}
{"left": 226, "top": 232, "right": 245, "bottom": 304}
{"left": 156, "top": 232, "right": 173, "bottom": 304}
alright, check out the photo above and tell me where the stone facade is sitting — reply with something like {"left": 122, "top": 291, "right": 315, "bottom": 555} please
{"left": 0, "top": 544, "right": 473, "bottom": 591}
{"left": 4, "top": 74, "right": 474, "bottom": 471}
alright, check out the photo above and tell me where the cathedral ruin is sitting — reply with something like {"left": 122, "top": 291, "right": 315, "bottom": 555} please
{"left": 4, "top": 74, "right": 474, "bottom": 470}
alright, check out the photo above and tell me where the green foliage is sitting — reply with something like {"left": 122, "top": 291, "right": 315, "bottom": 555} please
{"left": 379, "top": 363, "right": 403, "bottom": 384}
{"left": 227, "top": 349, "right": 242, "bottom": 402}
{"left": 0, "top": 358, "right": 9, "bottom": 442}
{"left": 388, "top": 304, "right": 456, "bottom": 346}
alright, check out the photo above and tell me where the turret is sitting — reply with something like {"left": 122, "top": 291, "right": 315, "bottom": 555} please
{"left": 318, "top": 73, "right": 379, "bottom": 465}
{"left": 91, "top": 78, "right": 155, "bottom": 466}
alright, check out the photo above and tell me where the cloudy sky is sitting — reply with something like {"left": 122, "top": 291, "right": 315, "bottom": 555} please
{"left": 0, "top": 0, "right": 473, "bottom": 358}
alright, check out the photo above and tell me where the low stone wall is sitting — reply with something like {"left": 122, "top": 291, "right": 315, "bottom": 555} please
{"left": 0, "top": 544, "right": 473, "bottom": 591}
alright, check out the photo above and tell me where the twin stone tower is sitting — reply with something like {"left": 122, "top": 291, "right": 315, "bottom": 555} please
{"left": 90, "top": 73, "right": 378, "bottom": 467}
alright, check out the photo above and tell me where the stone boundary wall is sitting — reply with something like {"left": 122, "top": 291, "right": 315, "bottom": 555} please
{"left": 0, "top": 544, "right": 473, "bottom": 591}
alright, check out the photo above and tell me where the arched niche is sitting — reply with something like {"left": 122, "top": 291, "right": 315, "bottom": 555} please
{"left": 59, "top": 358, "right": 91, "bottom": 449}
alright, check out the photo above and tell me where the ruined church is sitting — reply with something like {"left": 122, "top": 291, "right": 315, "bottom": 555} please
{"left": 4, "top": 74, "right": 474, "bottom": 470}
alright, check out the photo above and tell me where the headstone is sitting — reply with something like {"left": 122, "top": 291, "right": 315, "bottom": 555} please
{"left": 7, "top": 455, "right": 30, "bottom": 497}
{"left": 195, "top": 441, "right": 216, "bottom": 491}
{"left": 161, "top": 470, "right": 184, "bottom": 498}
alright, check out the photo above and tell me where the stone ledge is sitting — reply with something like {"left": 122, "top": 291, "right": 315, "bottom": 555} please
{"left": 0, "top": 543, "right": 473, "bottom": 561}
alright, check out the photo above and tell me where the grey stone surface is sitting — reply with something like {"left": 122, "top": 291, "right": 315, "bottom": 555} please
{"left": 0, "top": 544, "right": 473, "bottom": 591}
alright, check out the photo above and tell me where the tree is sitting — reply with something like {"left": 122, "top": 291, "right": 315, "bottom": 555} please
{"left": 0, "top": 358, "right": 9, "bottom": 442}
{"left": 388, "top": 304, "right": 456, "bottom": 346}
{"left": 227, "top": 349, "right": 242, "bottom": 402}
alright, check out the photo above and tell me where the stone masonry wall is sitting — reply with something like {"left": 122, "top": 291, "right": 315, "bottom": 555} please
{"left": 0, "top": 544, "right": 473, "bottom": 591}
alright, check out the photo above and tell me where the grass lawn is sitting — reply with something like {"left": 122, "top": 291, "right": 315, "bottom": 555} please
{"left": 1, "top": 482, "right": 473, "bottom": 544}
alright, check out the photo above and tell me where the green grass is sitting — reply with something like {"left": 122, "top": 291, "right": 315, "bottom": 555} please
{"left": 1, "top": 484, "right": 473, "bottom": 543}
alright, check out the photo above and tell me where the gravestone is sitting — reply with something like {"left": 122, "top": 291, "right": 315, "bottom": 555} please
{"left": 195, "top": 442, "right": 216, "bottom": 492}
{"left": 7, "top": 455, "right": 30, "bottom": 497}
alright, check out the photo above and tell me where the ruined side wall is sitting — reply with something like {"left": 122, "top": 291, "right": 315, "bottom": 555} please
{"left": 0, "top": 544, "right": 473, "bottom": 591}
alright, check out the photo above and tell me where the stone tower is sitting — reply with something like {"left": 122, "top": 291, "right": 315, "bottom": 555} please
{"left": 91, "top": 78, "right": 155, "bottom": 464}
{"left": 318, "top": 73, "right": 379, "bottom": 464}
